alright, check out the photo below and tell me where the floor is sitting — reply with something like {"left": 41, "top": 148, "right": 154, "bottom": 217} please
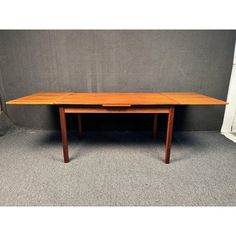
{"left": 0, "top": 128, "right": 236, "bottom": 206}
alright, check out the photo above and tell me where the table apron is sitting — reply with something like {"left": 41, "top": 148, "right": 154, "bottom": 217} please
{"left": 63, "top": 105, "right": 172, "bottom": 114}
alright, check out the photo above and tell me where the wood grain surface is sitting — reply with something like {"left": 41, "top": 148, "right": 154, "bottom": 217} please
{"left": 6, "top": 92, "right": 227, "bottom": 106}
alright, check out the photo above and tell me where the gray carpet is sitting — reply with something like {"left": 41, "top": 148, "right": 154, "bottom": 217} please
{"left": 0, "top": 128, "right": 236, "bottom": 206}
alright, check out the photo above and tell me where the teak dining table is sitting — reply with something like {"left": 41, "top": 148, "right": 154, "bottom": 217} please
{"left": 6, "top": 92, "right": 227, "bottom": 164}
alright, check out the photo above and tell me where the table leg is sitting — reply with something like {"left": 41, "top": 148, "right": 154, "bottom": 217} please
{"left": 78, "top": 114, "right": 82, "bottom": 137}
{"left": 165, "top": 106, "right": 175, "bottom": 164}
{"left": 59, "top": 106, "right": 69, "bottom": 163}
{"left": 153, "top": 114, "right": 158, "bottom": 139}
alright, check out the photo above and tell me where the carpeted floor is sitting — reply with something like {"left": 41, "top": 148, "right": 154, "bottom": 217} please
{"left": 0, "top": 128, "right": 236, "bottom": 206}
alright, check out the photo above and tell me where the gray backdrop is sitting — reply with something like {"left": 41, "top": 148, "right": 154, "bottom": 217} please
{"left": 0, "top": 30, "right": 235, "bottom": 131}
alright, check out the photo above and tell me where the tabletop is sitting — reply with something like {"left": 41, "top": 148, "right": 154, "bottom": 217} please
{"left": 6, "top": 92, "right": 227, "bottom": 106}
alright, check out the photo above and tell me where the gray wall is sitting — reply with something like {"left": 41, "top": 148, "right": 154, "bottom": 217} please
{"left": 0, "top": 30, "right": 235, "bottom": 131}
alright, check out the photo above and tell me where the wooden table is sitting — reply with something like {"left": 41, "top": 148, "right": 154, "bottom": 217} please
{"left": 6, "top": 92, "right": 227, "bottom": 164}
